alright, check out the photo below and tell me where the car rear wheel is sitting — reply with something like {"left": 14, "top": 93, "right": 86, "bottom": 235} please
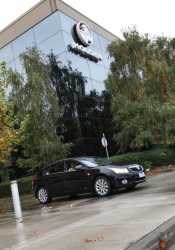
{"left": 37, "top": 187, "right": 51, "bottom": 204}
{"left": 94, "top": 176, "right": 111, "bottom": 197}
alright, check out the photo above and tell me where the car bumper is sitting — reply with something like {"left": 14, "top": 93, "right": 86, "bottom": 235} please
{"left": 112, "top": 174, "right": 146, "bottom": 188}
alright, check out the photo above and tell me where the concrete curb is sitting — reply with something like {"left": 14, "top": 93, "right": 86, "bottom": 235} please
{"left": 125, "top": 216, "right": 175, "bottom": 250}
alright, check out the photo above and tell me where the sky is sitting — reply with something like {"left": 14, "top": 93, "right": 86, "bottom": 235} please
{"left": 0, "top": 0, "right": 175, "bottom": 39}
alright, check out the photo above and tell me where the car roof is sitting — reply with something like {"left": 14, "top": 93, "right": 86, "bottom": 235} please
{"left": 74, "top": 157, "right": 100, "bottom": 162}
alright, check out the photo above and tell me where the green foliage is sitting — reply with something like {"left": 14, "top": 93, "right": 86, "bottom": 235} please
{"left": 105, "top": 146, "right": 175, "bottom": 170}
{"left": 48, "top": 53, "right": 115, "bottom": 156}
{"left": 48, "top": 53, "right": 85, "bottom": 147}
{"left": 0, "top": 63, "right": 18, "bottom": 166}
{"left": 106, "top": 28, "right": 175, "bottom": 152}
{"left": 9, "top": 48, "right": 71, "bottom": 169}
{"left": 0, "top": 176, "right": 32, "bottom": 198}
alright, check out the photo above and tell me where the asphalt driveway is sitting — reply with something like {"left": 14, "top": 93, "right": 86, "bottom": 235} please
{"left": 1, "top": 172, "right": 175, "bottom": 250}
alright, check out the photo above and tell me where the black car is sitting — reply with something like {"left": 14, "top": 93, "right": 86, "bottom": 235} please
{"left": 32, "top": 157, "right": 146, "bottom": 204}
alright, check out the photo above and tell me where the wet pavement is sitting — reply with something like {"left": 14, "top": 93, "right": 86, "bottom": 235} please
{"left": 1, "top": 172, "right": 175, "bottom": 250}
{"left": 169, "top": 243, "right": 175, "bottom": 249}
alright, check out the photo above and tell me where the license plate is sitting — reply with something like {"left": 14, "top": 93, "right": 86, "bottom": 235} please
{"left": 139, "top": 172, "right": 145, "bottom": 178}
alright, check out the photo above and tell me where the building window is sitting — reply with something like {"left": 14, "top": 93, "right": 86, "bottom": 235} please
{"left": 34, "top": 12, "right": 61, "bottom": 44}
{"left": 88, "top": 61, "right": 107, "bottom": 83}
{"left": 38, "top": 31, "right": 66, "bottom": 56}
{"left": 13, "top": 29, "right": 36, "bottom": 59}
{"left": 0, "top": 44, "right": 14, "bottom": 63}
{"left": 59, "top": 11, "right": 75, "bottom": 34}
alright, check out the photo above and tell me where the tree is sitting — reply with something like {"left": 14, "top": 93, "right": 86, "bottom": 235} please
{"left": 106, "top": 28, "right": 175, "bottom": 152}
{"left": 10, "top": 48, "right": 71, "bottom": 169}
{"left": 48, "top": 53, "right": 115, "bottom": 156}
{"left": 78, "top": 90, "right": 116, "bottom": 156}
{"left": 48, "top": 52, "right": 85, "bottom": 146}
{"left": 0, "top": 63, "right": 17, "bottom": 166}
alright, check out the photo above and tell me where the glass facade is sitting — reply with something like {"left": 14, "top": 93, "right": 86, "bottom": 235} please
{"left": 0, "top": 10, "right": 112, "bottom": 95}
{"left": 0, "top": 10, "right": 115, "bottom": 156}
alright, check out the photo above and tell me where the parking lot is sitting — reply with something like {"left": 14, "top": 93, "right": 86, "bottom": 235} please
{"left": 1, "top": 171, "right": 175, "bottom": 250}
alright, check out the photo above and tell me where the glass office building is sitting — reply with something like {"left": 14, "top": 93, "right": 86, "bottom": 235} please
{"left": 0, "top": 0, "right": 118, "bottom": 155}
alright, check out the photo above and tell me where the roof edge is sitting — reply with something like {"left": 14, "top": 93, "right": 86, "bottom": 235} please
{"left": 0, "top": 0, "right": 118, "bottom": 49}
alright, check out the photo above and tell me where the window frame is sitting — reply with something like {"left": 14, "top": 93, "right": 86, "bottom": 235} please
{"left": 46, "top": 160, "right": 66, "bottom": 174}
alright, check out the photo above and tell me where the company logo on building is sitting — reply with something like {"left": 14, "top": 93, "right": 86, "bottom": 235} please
{"left": 75, "top": 22, "right": 93, "bottom": 47}
{"left": 68, "top": 21, "right": 102, "bottom": 63}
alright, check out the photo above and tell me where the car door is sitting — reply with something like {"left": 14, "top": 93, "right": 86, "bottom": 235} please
{"left": 64, "top": 160, "right": 92, "bottom": 194}
{"left": 42, "top": 161, "right": 66, "bottom": 197}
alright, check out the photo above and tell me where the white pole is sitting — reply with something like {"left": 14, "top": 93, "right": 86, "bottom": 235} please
{"left": 10, "top": 180, "right": 23, "bottom": 222}
{"left": 105, "top": 146, "right": 109, "bottom": 160}
{"left": 101, "top": 133, "right": 110, "bottom": 160}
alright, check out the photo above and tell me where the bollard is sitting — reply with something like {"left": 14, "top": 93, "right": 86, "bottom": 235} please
{"left": 10, "top": 180, "right": 23, "bottom": 222}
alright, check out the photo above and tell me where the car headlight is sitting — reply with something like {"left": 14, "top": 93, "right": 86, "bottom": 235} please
{"left": 110, "top": 168, "right": 129, "bottom": 174}
{"left": 140, "top": 165, "right": 144, "bottom": 172}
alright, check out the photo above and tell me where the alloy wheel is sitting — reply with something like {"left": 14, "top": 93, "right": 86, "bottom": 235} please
{"left": 95, "top": 177, "right": 110, "bottom": 197}
{"left": 37, "top": 188, "right": 49, "bottom": 204}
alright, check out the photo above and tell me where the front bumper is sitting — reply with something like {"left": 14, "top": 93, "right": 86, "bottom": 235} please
{"left": 112, "top": 173, "right": 146, "bottom": 188}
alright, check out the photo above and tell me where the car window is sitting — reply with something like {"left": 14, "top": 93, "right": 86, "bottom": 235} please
{"left": 49, "top": 161, "right": 65, "bottom": 174}
{"left": 66, "top": 160, "right": 82, "bottom": 172}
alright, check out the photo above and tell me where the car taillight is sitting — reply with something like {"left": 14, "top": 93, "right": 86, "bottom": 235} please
{"left": 32, "top": 175, "right": 38, "bottom": 188}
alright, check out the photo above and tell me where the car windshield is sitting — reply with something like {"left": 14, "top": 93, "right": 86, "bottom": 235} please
{"left": 79, "top": 159, "right": 99, "bottom": 167}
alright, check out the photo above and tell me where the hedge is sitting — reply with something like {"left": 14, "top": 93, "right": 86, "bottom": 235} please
{"left": 104, "top": 145, "right": 175, "bottom": 170}
{"left": 0, "top": 176, "right": 32, "bottom": 198}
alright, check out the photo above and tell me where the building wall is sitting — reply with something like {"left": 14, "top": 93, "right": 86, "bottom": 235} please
{"left": 0, "top": 0, "right": 116, "bottom": 49}
{"left": 0, "top": 10, "right": 113, "bottom": 94}
{"left": 0, "top": 2, "right": 117, "bottom": 155}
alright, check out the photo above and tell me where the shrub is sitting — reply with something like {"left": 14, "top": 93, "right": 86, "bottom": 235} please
{"left": 102, "top": 145, "right": 175, "bottom": 170}
{"left": 0, "top": 176, "right": 32, "bottom": 198}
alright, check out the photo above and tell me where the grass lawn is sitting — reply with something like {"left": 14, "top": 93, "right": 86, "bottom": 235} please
{"left": 0, "top": 194, "right": 39, "bottom": 215}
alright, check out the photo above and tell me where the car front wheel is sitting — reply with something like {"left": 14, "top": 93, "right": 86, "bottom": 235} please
{"left": 37, "top": 187, "right": 51, "bottom": 204}
{"left": 94, "top": 176, "right": 111, "bottom": 197}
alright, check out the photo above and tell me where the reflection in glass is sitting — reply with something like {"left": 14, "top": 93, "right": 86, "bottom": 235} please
{"left": 99, "top": 36, "right": 111, "bottom": 52}
{"left": 67, "top": 52, "right": 91, "bottom": 78}
{"left": 84, "top": 78, "right": 94, "bottom": 95}
{"left": 38, "top": 32, "right": 66, "bottom": 56}
{"left": 88, "top": 61, "right": 107, "bottom": 82}
{"left": 78, "top": 90, "right": 115, "bottom": 155}
{"left": 13, "top": 29, "right": 36, "bottom": 59}
{"left": 92, "top": 31, "right": 101, "bottom": 49}
{"left": 59, "top": 11, "right": 75, "bottom": 33}
{"left": 0, "top": 44, "right": 14, "bottom": 63}
{"left": 48, "top": 51, "right": 109, "bottom": 156}
{"left": 0, "top": 8, "right": 115, "bottom": 156}
{"left": 102, "top": 51, "right": 111, "bottom": 70}
{"left": 62, "top": 31, "right": 74, "bottom": 48}
{"left": 14, "top": 57, "right": 24, "bottom": 75}
{"left": 48, "top": 52, "right": 86, "bottom": 147}
{"left": 34, "top": 12, "right": 61, "bottom": 44}
{"left": 56, "top": 51, "right": 69, "bottom": 67}
{"left": 8, "top": 61, "right": 16, "bottom": 72}
{"left": 92, "top": 80, "right": 106, "bottom": 95}
{"left": 14, "top": 57, "right": 27, "bottom": 82}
